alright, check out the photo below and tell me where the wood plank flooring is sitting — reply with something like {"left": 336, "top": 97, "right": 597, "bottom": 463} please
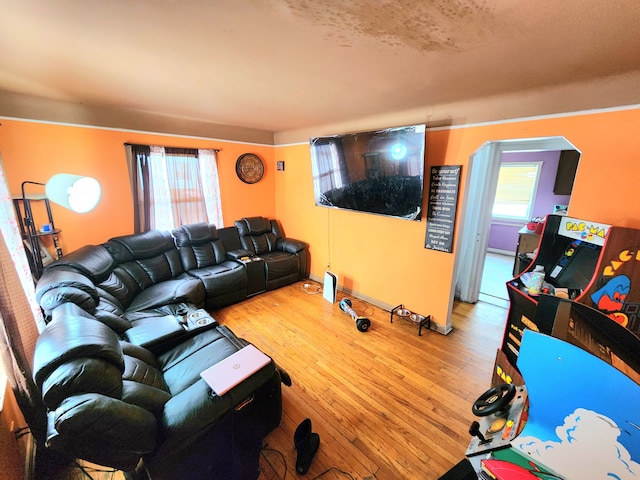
{"left": 479, "top": 252, "right": 514, "bottom": 306}
{"left": 51, "top": 281, "right": 508, "bottom": 480}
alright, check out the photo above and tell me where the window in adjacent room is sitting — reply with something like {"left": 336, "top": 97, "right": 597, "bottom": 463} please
{"left": 126, "top": 145, "right": 223, "bottom": 232}
{"left": 491, "top": 161, "right": 542, "bottom": 221}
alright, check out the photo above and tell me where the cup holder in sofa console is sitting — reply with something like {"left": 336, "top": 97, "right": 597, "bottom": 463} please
{"left": 186, "top": 309, "right": 216, "bottom": 329}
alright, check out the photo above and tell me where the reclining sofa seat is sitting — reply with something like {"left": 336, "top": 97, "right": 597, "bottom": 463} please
{"left": 35, "top": 230, "right": 206, "bottom": 334}
{"left": 233, "top": 217, "right": 308, "bottom": 291}
{"left": 101, "top": 229, "right": 206, "bottom": 319}
{"left": 31, "top": 221, "right": 308, "bottom": 477}
{"left": 32, "top": 314, "right": 282, "bottom": 479}
{"left": 172, "top": 222, "right": 247, "bottom": 309}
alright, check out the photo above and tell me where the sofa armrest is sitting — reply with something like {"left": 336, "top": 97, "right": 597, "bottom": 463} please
{"left": 50, "top": 302, "right": 131, "bottom": 334}
{"left": 123, "top": 315, "right": 186, "bottom": 353}
{"left": 36, "top": 269, "right": 99, "bottom": 315}
{"left": 160, "top": 363, "right": 276, "bottom": 448}
{"left": 276, "top": 238, "right": 306, "bottom": 254}
{"left": 225, "top": 248, "right": 254, "bottom": 260}
{"left": 48, "top": 393, "right": 157, "bottom": 471}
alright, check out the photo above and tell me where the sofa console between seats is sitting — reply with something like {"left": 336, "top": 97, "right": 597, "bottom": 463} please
{"left": 32, "top": 217, "right": 308, "bottom": 479}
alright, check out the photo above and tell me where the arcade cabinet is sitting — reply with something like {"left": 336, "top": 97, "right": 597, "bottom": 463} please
{"left": 438, "top": 214, "right": 640, "bottom": 479}
{"left": 501, "top": 215, "right": 610, "bottom": 366}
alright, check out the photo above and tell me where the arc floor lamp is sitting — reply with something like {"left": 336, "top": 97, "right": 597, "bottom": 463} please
{"left": 19, "top": 174, "right": 101, "bottom": 278}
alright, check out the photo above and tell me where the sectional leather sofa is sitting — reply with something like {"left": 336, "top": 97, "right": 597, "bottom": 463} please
{"left": 31, "top": 217, "right": 308, "bottom": 479}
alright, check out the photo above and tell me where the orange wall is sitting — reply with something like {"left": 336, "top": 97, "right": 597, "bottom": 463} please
{"left": 0, "top": 385, "right": 27, "bottom": 480}
{"left": 0, "top": 120, "right": 275, "bottom": 252}
{"left": 274, "top": 108, "right": 640, "bottom": 331}
{"left": 3, "top": 108, "right": 640, "bottom": 331}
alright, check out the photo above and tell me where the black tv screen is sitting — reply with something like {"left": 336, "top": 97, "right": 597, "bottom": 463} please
{"left": 309, "top": 124, "right": 426, "bottom": 221}
{"left": 548, "top": 240, "right": 602, "bottom": 290}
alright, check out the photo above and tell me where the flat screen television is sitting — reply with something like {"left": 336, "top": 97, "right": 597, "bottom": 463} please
{"left": 309, "top": 124, "right": 426, "bottom": 221}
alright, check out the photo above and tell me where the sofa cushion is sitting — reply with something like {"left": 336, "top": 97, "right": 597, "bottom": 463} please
{"left": 49, "top": 301, "right": 132, "bottom": 337}
{"left": 41, "top": 358, "right": 123, "bottom": 410}
{"left": 103, "top": 230, "right": 186, "bottom": 308}
{"left": 121, "top": 355, "right": 171, "bottom": 413}
{"left": 187, "top": 262, "right": 246, "bottom": 295}
{"left": 158, "top": 328, "right": 240, "bottom": 395}
{"left": 122, "top": 315, "right": 189, "bottom": 352}
{"left": 98, "top": 269, "right": 144, "bottom": 311}
{"left": 235, "top": 217, "right": 270, "bottom": 236}
{"left": 262, "top": 252, "right": 300, "bottom": 280}
{"left": 50, "top": 393, "right": 158, "bottom": 470}
{"left": 173, "top": 222, "right": 230, "bottom": 270}
{"left": 235, "top": 217, "right": 279, "bottom": 255}
{"left": 114, "top": 253, "right": 184, "bottom": 291}
{"left": 125, "top": 278, "right": 205, "bottom": 312}
{"left": 277, "top": 237, "right": 306, "bottom": 254}
{"left": 33, "top": 316, "right": 125, "bottom": 389}
{"left": 93, "top": 309, "right": 131, "bottom": 334}
{"left": 172, "top": 222, "right": 217, "bottom": 247}
{"left": 104, "top": 230, "right": 179, "bottom": 264}
{"left": 35, "top": 269, "right": 100, "bottom": 315}
{"left": 45, "top": 244, "right": 115, "bottom": 284}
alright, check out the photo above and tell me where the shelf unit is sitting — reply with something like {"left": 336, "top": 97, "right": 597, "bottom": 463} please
{"left": 13, "top": 194, "right": 63, "bottom": 279}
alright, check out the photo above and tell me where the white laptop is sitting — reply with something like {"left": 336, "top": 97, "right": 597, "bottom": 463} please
{"left": 200, "top": 344, "right": 271, "bottom": 396}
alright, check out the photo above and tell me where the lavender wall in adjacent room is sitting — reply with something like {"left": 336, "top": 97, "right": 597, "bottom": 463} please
{"left": 488, "top": 150, "right": 572, "bottom": 252}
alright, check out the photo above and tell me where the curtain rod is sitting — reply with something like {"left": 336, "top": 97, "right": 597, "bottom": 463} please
{"left": 124, "top": 142, "right": 220, "bottom": 152}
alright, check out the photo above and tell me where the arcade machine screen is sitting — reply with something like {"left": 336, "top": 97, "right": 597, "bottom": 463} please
{"left": 548, "top": 239, "right": 602, "bottom": 291}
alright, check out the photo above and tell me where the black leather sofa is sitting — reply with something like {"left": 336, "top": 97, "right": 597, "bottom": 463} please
{"left": 31, "top": 217, "right": 308, "bottom": 479}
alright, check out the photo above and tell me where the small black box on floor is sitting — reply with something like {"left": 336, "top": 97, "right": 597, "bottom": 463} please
{"left": 438, "top": 458, "right": 478, "bottom": 480}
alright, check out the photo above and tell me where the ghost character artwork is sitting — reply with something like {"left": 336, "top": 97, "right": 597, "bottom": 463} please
{"left": 590, "top": 274, "right": 631, "bottom": 326}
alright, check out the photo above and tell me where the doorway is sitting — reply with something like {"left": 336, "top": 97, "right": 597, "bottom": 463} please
{"left": 479, "top": 252, "right": 513, "bottom": 306}
{"left": 454, "top": 137, "right": 580, "bottom": 307}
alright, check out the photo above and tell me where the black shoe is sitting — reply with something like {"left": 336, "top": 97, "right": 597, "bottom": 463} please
{"left": 279, "top": 367, "right": 292, "bottom": 387}
{"left": 294, "top": 418, "right": 320, "bottom": 475}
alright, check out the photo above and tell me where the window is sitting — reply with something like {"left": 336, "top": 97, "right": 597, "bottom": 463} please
{"left": 310, "top": 140, "right": 345, "bottom": 198}
{"left": 492, "top": 162, "right": 542, "bottom": 220}
{"left": 126, "top": 145, "right": 223, "bottom": 232}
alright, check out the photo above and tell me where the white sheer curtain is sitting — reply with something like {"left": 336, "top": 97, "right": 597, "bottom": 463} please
{"left": 148, "top": 146, "right": 174, "bottom": 231}
{"left": 0, "top": 155, "right": 47, "bottom": 440}
{"left": 144, "top": 146, "right": 223, "bottom": 230}
{"left": 0, "top": 157, "right": 45, "bottom": 329}
{"left": 198, "top": 149, "right": 224, "bottom": 228}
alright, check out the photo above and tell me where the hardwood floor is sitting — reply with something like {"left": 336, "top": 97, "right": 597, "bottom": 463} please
{"left": 52, "top": 281, "right": 508, "bottom": 480}
{"left": 480, "top": 252, "right": 514, "bottom": 307}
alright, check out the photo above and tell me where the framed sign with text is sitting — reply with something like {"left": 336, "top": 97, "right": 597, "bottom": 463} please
{"left": 424, "top": 165, "right": 462, "bottom": 253}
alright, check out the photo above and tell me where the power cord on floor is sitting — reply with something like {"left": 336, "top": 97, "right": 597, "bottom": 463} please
{"left": 14, "top": 426, "right": 31, "bottom": 440}
{"left": 302, "top": 283, "right": 322, "bottom": 294}
{"left": 73, "top": 460, "right": 119, "bottom": 480}
{"left": 261, "top": 444, "right": 358, "bottom": 479}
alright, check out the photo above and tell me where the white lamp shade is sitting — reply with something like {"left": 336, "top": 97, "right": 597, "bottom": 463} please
{"left": 45, "top": 174, "right": 101, "bottom": 213}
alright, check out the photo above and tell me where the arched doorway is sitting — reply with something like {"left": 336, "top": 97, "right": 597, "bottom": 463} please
{"left": 453, "top": 136, "right": 580, "bottom": 306}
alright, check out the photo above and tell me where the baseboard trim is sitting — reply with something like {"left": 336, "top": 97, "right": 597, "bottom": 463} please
{"left": 307, "top": 275, "right": 449, "bottom": 335}
{"left": 486, "top": 248, "right": 515, "bottom": 256}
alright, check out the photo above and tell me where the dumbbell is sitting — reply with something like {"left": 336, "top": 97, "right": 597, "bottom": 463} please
{"left": 339, "top": 298, "right": 371, "bottom": 332}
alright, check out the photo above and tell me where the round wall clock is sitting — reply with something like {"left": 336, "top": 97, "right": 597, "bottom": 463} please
{"left": 236, "top": 153, "right": 264, "bottom": 184}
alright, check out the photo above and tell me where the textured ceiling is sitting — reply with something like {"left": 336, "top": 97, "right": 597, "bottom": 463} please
{"left": 1, "top": 0, "right": 640, "bottom": 136}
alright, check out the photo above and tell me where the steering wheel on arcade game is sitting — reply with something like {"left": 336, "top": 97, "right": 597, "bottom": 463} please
{"left": 472, "top": 383, "right": 517, "bottom": 417}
